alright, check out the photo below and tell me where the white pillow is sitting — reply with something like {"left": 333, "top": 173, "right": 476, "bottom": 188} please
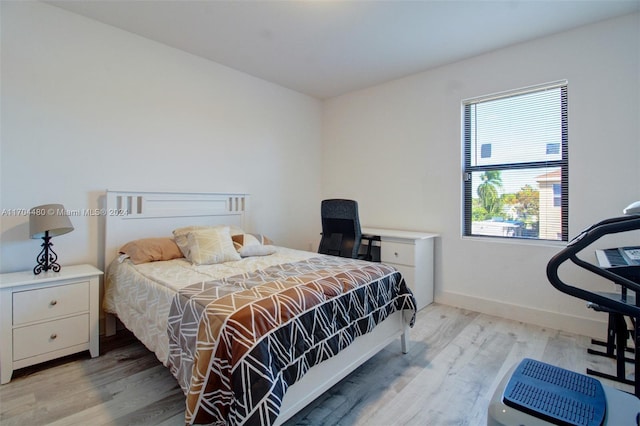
{"left": 184, "top": 226, "right": 241, "bottom": 265}
{"left": 239, "top": 244, "right": 277, "bottom": 258}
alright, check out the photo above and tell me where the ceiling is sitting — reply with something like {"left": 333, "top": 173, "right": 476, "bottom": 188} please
{"left": 48, "top": 0, "right": 640, "bottom": 99}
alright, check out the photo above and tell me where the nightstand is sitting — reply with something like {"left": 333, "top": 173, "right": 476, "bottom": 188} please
{"left": 0, "top": 264, "right": 102, "bottom": 384}
{"left": 362, "top": 227, "right": 438, "bottom": 311}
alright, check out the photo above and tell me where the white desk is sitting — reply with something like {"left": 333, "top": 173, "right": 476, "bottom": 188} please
{"left": 362, "top": 227, "right": 438, "bottom": 311}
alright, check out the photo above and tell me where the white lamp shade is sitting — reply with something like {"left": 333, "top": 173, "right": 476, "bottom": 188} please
{"left": 29, "top": 204, "right": 74, "bottom": 239}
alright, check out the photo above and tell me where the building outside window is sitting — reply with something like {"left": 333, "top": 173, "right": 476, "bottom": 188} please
{"left": 462, "top": 81, "right": 568, "bottom": 241}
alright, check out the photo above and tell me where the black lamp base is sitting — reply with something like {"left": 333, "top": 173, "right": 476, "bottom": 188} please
{"left": 33, "top": 232, "right": 61, "bottom": 275}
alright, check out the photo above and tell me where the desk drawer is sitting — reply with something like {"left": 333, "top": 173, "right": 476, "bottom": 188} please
{"left": 381, "top": 241, "right": 415, "bottom": 267}
{"left": 13, "top": 314, "right": 89, "bottom": 361}
{"left": 13, "top": 281, "right": 89, "bottom": 325}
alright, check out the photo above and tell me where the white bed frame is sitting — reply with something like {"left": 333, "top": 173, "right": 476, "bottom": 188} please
{"left": 103, "top": 190, "right": 410, "bottom": 425}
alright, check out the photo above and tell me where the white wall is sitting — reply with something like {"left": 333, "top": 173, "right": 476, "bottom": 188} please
{"left": 322, "top": 13, "right": 640, "bottom": 337}
{"left": 0, "top": 2, "right": 323, "bottom": 274}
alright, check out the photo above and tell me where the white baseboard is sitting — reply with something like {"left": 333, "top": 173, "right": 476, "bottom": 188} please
{"left": 435, "top": 291, "right": 607, "bottom": 339}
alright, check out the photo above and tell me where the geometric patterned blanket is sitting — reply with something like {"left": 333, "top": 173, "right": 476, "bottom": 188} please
{"left": 167, "top": 255, "right": 416, "bottom": 425}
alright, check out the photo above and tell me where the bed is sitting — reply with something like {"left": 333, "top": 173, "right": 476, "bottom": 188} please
{"left": 102, "top": 190, "right": 416, "bottom": 426}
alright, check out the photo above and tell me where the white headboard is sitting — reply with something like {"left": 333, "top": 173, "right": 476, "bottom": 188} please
{"left": 104, "top": 191, "right": 249, "bottom": 267}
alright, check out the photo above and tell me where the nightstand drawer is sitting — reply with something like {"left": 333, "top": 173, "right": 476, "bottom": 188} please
{"left": 13, "top": 281, "right": 89, "bottom": 325}
{"left": 381, "top": 241, "right": 415, "bottom": 267}
{"left": 13, "top": 314, "right": 89, "bottom": 361}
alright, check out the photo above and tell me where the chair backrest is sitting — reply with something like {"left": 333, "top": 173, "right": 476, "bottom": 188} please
{"left": 318, "top": 199, "right": 362, "bottom": 258}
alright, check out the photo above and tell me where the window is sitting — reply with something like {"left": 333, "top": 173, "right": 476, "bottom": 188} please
{"left": 463, "top": 81, "right": 568, "bottom": 241}
{"left": 553, "top": 184, "right": 561, "bottom": 208}
{"left": 481, "top": 144, "right": 492, "bottom": 158}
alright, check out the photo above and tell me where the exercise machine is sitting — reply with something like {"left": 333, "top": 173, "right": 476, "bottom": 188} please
{"left": 488, "top": 206, "right": 640, "bottom": 426}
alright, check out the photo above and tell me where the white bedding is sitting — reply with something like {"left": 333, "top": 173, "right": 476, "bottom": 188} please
{"left": 103, "top": 246, "right": 317, "bottom": 365}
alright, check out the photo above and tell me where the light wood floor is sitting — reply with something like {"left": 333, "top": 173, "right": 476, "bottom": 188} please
{"left": 0, "top": 303, "right": 634, "bottom": 425}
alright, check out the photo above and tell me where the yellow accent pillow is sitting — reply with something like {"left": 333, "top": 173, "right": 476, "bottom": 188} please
{"left": 173, "top": 224, "right": 243, "bottom": 259}
{"left": 185, "top": 227, "right": 241, "bottom": 265}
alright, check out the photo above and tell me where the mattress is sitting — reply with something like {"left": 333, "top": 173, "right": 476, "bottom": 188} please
{"left": 104, "top": 247, "right": 416, "bottom": 425}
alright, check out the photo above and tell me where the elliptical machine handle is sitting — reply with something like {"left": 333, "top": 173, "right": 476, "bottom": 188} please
{"left": 546, "top": 215, "right": 640, "bottom": 318}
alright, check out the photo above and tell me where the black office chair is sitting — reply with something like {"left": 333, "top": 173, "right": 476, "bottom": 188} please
{"left": 318, "top": 199, "right": 377, "bottom": 260}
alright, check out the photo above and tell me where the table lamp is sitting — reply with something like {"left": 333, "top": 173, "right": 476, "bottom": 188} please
{"left": 29, "top": 204, "right": 74, "bottom": 274}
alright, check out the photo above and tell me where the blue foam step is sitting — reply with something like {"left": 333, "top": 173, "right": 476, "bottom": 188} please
{"left": 503, "top": 358, "right": 606, "bottom": 426}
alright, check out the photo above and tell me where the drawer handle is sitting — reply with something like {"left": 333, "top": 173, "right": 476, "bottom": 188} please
{"left": 50, "top": 300, "right": 58, "bottom": 306}
{"left": 394, "top": 252, "right": 399, "bottom": 257}
{"left": 50, "top": 333, "right": 58, "bottom": 340}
